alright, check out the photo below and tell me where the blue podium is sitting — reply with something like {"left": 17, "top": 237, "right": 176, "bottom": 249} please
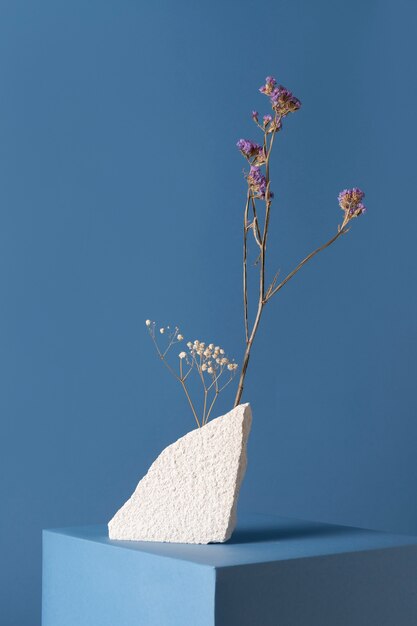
{"left": 42, "top": 513, "right": 417, "bottom": 625}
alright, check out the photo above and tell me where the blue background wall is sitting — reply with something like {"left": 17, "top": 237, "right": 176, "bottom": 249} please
{"left": 1, "top": 0, "right": 417, "bottom": 623}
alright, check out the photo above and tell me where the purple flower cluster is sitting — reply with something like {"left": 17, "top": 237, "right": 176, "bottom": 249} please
{"left": 236, "top": 138, "right": 262, "bottom": 159}
{"left": 247, "top": 166, "right": 273, "bottom": 200}
{"left": 236, "top": 76, "right": 301, "bottom": 203}
{"left": 270, "top": 86, "right": 301, "bottom": 116}
{"left": 259, "top": 76, "right": 277, "bottom": 96}
{"left": 263, "top": 115, "right": 282, "bottom": 133}
{"left": 259, "top": 76, "right": 301, "bottom": 117}
{"left": 338, "top": 188, "right": 366, "bottom": 218}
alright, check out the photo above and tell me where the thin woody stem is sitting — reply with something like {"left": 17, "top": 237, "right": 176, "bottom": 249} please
{"left": 193, "top": 352, "right": 208, "bottom": 423}
{"left": 218, "top": 373, "right": 236, "bottom": 393}
{"left": 261, "top": 122, "right": 278, "bottom": 299}
{"left": 234, "top": 300, "right": 263, "bottom": 406}
{"left": 151, "top": 332, "right": 200, "bottom": 428}
{"left": 198, "top": 366, "right": 208, "bottom": 425}
{"left": 243, "top": 191, "right": 250, "bottom": 343}
{"left": 151, "top": 335, "right": 180, "bottom": 381}
{"left": 251, "top": 197, "right": 262, "bottom": 248}
{"left": 205, "top": 393, "right": 218, "bottom": 423}
{"left": 205, "top": 376, "right": 220, "bottom": 423}
{"left": 179, "top": 359, "right": 200, "bottom": 428}
{"left": 235, "top": 224, "right": 349, "bottom": 407}
{"left": 162, "top": 327, "right": 179, "bottom": 357}
{"left": 266, "top": 226, "right": 347, "bottom": 301}
{"left": 180, "top": 378, "right": 201, "bottom": 428}
{"left": 203, "top": 388, "right": 208, "bottom": 424}
{"left": 207, "top": 367, "right": 224, "bottom": 391}
{"left": 234, "top": 123, "right": 278, "bottom": 407}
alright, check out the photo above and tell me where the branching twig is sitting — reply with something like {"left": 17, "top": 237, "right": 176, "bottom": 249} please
{"left": 266, "top": 227, "right": 347, "bottom": 302}
{"left": 234, "top": 79, "right": 364, "bottom": 407}
{"left": 146, "top": 324, "right": 238, "bottom": 427}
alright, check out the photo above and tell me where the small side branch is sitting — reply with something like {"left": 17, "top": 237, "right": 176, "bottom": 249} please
{"left": 266, "top": 227, "right": 347, "bottom": 302}
{"left": 251, "top": 197, "right": 263, "bottom": 248}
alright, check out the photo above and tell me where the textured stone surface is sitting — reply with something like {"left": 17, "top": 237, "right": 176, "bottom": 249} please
{"left": 108, "top": 403, "right": 252, "bottom": 544}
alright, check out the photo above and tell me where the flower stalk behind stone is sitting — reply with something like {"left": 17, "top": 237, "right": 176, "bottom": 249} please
{"left": 233, "top": 75, "right": 366, "bottom": 407}
{"left": 145, "top": 321, "right": 238, "bottom": 427}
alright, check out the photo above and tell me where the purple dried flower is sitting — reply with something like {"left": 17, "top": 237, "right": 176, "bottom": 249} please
{"left": 237, "top": 138, "right": 262, "bottom": 159}
{"left": 271, "top": 117, "right": 282, "bottom": 133}
{"left": 263, "top": 114, "right": 272, "bottom": 126}
{"left": 248, "top": 166, "right": 266, "bottom": 194}
{"left": 252, "top": 110, "right": 259, "bottom": 122}
{"left": 338, "top": 188, "right": 366, "bottom": 218}
{"left": 254, "top": 147, "right": 267, "bottom": 165}
{"left": 270, "top": 85, "right": 301, "bottom": 117}
{"left": 247, "top": 166, "right": 273, "bottom": 200}
{"left": 259, "top": 76, "right": 277, "bottom": 95}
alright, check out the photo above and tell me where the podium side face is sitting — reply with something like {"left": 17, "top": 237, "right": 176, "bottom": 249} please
{"left": 215, "top": 547, "right": 417, "bottom": 626}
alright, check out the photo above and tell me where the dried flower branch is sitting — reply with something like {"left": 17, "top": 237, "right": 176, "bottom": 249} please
{"left": 145, "top": 320, "right": 238, "bottom": 427}
{"left": 145, "top": 74, "right": 366, "bottom": 428}
{"left": 234, "top": 76, "right": 366, "bottom": 406}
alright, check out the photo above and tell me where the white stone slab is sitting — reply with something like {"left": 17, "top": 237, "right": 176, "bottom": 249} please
{"left": 108, "top": 403, "right": 252, "bottom": 544}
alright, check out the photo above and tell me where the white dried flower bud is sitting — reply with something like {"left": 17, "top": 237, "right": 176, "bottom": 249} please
{"left": 202, "top": 364, "right": 207, "bottom": 371}
{"left": 187, "top": 342, "right": 192, "bottom": 348}
{"left": 209, "top": 344, "right": 214, "bottom": 350}
{"left": 179, "top": 351, "right": 186, "bottom": 359}
{"left": 227, "top": 363, "right": 234, "bottom": 370}
{"left": 220, "top": 349, "right": 225, "bottom": 354}
{"left": 145, "top": 319, "right": 151, "bottom": 326}
{"left": 207, "top": 367, "right": 214, "bottom": 374}
{"left": 177, "top": 334, "right": 183, "bottom": 341}
{"left": 160, "top": 328, "right": 165, "bottom": 334}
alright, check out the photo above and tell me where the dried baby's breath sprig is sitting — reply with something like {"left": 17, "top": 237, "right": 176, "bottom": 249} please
{"left": 145, "top": 321, "right": 238, "bottom": 427}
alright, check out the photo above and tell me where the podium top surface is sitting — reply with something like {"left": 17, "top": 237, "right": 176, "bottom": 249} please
{"left": 45, "top": 513, "right": 417, "bottom": 569}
